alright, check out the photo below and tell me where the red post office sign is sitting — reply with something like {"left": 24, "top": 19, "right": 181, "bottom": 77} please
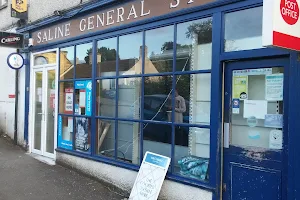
{"left": 263, "top": 0, "right": 300, "bottom": 51}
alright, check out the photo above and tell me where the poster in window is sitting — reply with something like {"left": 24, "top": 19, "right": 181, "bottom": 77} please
{"left": 75, "top": 117, "right": 89, "bottom": 152}
{"left": 233, "top": 76, "right": 248, "bottom": 100}
{"left": 65, "top": 88, "right": 73, "bottom": 113}
{"left": 265, "top": 74, "right": 284, "bottom": 101}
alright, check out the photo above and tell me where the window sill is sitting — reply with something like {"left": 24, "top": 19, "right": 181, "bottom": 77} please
{"left": 55, "top": 148, "right": 216, "bottom": 192}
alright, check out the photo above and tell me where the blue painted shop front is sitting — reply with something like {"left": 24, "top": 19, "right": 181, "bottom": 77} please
{"left": 18, "top": 0, "right": 300, "bottom": 199}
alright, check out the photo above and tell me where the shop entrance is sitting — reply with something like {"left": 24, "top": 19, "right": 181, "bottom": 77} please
{"left": 222, "top": 58, "right": 289, "bottom": 200}
{"left": 31, "top": 66, "right": 56, "bottom": 158}
{"left": 30, "top": 49, "right": 58, "bottom": 159}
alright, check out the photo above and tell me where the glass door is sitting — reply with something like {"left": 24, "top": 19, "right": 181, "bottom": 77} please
{"left": 32, "top": 67, "right": 56, "bottom": 158}
{"left": 222, "top": 58, "right": 288, "bottom": 200}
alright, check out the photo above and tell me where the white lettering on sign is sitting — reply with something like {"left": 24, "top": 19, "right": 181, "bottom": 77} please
{"left": 1, "top": 37, "right": 20, "bottom": 44}
{"left": 170, "top": 0, "right": 194, "bottom": 8}
{"left": 37, "top": 23, "right": 71, "bottom": 44}
{"left": 280, "top": 0, "right": 299, "bottom": 25}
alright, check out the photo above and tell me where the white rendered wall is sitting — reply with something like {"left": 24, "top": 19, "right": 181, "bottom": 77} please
{"left": 57, "top": 152, "right": 213, "bottom": 200}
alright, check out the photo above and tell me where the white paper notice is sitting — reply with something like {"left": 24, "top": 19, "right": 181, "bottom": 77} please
{"left": 65, "top": 93, "right": 73, "bottom": 112}
{"left": 269, "top": 130, "right": 283, "bottom": 150}
{"left": 79, "top": 91, "right": 86, "bottom": 108}
{"left": 243, "top": 100, "right": 268, "bottom": 119}
{"left": 265, "top": 74, "right": 284, "bottom": 101}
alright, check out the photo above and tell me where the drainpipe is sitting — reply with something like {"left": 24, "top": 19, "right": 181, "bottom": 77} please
{"left": 14, "top": 50, "right": 19, "bottom": 145}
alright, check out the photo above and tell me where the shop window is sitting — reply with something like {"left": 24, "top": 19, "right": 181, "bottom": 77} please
{"left": 143, "top": 75, "right": 173, "bottom": 122}
{"left": 119, "top": 32, "right": 143, "bottom": 75}
{"left": 97, "top": 37, "right": 117, "bottom": 77}
{"left": 117, "top": 121, "right": 141, "bottom": 164}
{"left": 34, "top": 51, "right": 57, "bottom": 66}
{"left": 75, "top": 43, "right": 93, "bottom": 79}
{"left": 224, "top": 6, "right": 263, "bottom": 52}
{"left": 145, "top": 26, "right": 174, "bottom": 74}
{"left": 96, "top": 119, "right": 116, "bottom": 156}
{"left": 96, "top": 79, "right": 116, "bottom": 117}
{"left": 60, "top": 46, "right": 74, "bottom": 80}
{"left": 176, "top": 18, "right": 212, "bottom": 71}
{"left": 59, "top": 82, "right": 74, "bottom": 114}
{"left": 118, "top": 77, "right": 142, "bottom": 119}
{"left": 143, "top": 123, "right": 172, "bottom": 159}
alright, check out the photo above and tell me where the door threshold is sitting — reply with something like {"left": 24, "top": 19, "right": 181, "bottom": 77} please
{"left": 27, "top": 153, "right": 56, "bottom": 166}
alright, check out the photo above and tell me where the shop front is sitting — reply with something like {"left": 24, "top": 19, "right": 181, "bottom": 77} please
{"left": 18, "top": 0, "right": 300, "bottom": 199}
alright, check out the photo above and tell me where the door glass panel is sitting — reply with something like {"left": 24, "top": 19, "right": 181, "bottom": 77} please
{"left": 45, "top": 69, "right": 55, "bottom": 154}
{"left": 34, "top": 71, "right": 43, "bottom": 150}
{"left": 230, "top": 67, "right": 284, "bottom": 150}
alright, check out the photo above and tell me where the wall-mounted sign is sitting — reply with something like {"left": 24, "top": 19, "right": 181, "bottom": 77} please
{"left": 263, "top": 0, "right": 300, "bottom": 51}
{"left": 11, "top": 0, "right": 28, "bottom": 19}
{"left": 0, "top": 32, "right": 24, "bottom": 48}
{"left": 7, "top": 53, "right": 25, "bottom": 70}
{"left": 129, "top": 152, "right": 170, "bottom": 200}
{"left": 31, "top": 0, "right": 215, "bottom": 46}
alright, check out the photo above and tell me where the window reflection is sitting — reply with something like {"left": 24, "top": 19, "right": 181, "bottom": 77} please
{"left": 60, "top": 47, "right": 74, "bottom": 80}
{"left": 96, "top": 119, "right": 115, "bottom": 156}
{"left": 176, "top": 18, "right": 212, "bottom": 71}
{"left": 75, "top": 43, "right": 93, "bottom": 78}
{"left": 96, "top": 79, "right": 116, "bottom": 117}
{"left": 119, "top": 32, "right": 143, "bottom": 75}
{"left": 145, "top": 26, "right": 174, "bottom": 73}
{"left": 34, "top": 51, "right": 57, "bottom": 66}
{"left": 224, "top": 7, "right": 263, "bottom": 52}
{"left": 118, "top": 78, "right": 142, "bottom": 119}
{"left": 143, "top": 75, "right": 173, "bottom": 122}
{"left": 97, "top": 38, "right": 117, "bottom": 77}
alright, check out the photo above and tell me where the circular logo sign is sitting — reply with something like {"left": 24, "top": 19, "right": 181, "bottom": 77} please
{"left": 280, "top": 0, "right": 299, "bottom": 25}
{"left": 7, "top": 53, "right": 24, "bottom": 70}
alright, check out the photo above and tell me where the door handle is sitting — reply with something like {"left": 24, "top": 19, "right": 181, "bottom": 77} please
{"left": 37, "top": 113, "right": 44, "bottom": 115}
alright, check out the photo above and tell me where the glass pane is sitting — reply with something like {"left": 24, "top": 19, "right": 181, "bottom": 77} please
{"left": 34, "top": 71, "right": 43, "bottom": 150}
{"left": 145, "top": 26, "right": 174, "bottom": 74}
{"left": 175, "top": 74, "right": 211, "bottom": 124}
{"left": 34, "top": 51, "right": 57, "bottom": 66}
{"left": 143, "top": 75, "right": 173, "bottom": 122}
{"left": 75, "top": 117, "right": 91, "bottom": 153}
{"left": 58, "top": 115, "right": 73, "bottom": 150}
{"left": 224, "top": 7, "right": 263, "bottom": 52}
{"left": 96, "top": 79, "right": 116, "bottom": 117}
{"left": 97, "top": 37, "right": 117, "bottom": 77}
{"left": 230, "top": 67, "right": 284, "bottom": 149}
{"left": 75, "top": 43, "right": 93, "bottom": 79}
{"left": 74, "top": 80, "right": 92, "bottom": 116}
{"left": 118, "top": 77, "right": 142, "bottom": 119}
{"left": 119, "top": 32, "right": 143, "bottom": 75}
{"left": 143, "top": 122, "right": 171, "bottom": 158}
{"left": 59, "top": 82, "right": 74, "bottom": 114}
{"left": 45, "top": 69, "right": 55, "bottom": 154}
{"left": 176, "top": 18, "right": 212, "bottom": 71}
{"left": 175, "top": 127, "right": 210, "bottom": 181}
{"left": 96, "top": 119, "right": 116, "bottom": 158}
{"left": 60, "top": 46, "right": 74, "bottom": 80}
{"left": 117, "top": 121, "right": 141, "bottom": 164}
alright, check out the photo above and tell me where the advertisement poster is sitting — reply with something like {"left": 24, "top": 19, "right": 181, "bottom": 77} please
{"left": 58, "top": 115, "right": 73, "bottom": 150}
{"left": 243, "top": 100, "right": 268, "bottom": 119}
{"left": 264, "top": 114, "right": 283, "bottom": 128}
{"left": 75, "top": 80, "right": 92, "bottom": 116}
{"left": 233, "top": 76, "right": 248, "bottom": 100}
{"left": 65, "top": 88, "right": 73, "bottom": 113}
{"left": 265, "top": 74, "right": 284, "bottom": 101}
{"left": 50, "top": 89, "right": 55, "bottom": 109}
{"left": 232, "top": 99, "right": 240, "bottom": 114}
{"left": 75, "top": 117, "right": 90, "bottom": 152}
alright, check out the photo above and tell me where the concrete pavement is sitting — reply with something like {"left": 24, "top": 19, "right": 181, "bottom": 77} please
{"left": 0, "top": 135, "right": 126, "bottom": 200}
